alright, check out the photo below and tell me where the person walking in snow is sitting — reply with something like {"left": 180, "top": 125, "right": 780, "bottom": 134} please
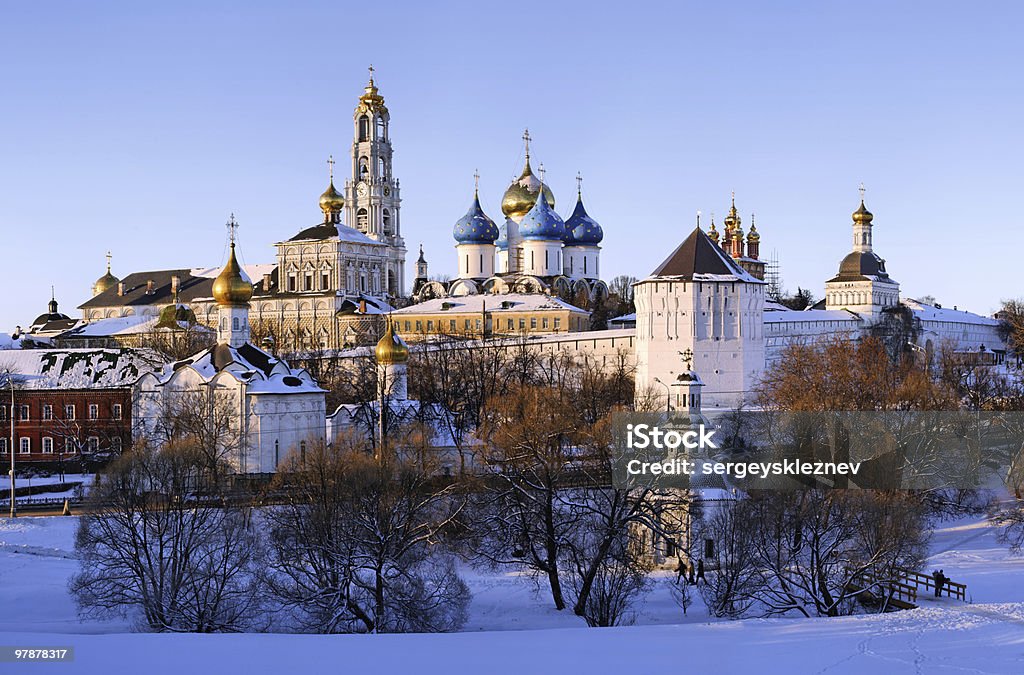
{"left": 935, "top": 569, "right": 945, "bottom": 598}
{"left": 696, "top": 558, "right": 706, "bottom": 585}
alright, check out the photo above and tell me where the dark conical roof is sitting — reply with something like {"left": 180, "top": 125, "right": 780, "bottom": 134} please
{"left": 651, "top": 227, "right": 757, "bottom": 281}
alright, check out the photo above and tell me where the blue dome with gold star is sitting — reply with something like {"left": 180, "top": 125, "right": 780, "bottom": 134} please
{"left": 453, "top": 192, "right": 499, "bottom": 244}
{"left": 519, "top": 187, "right": 565, "bottom": 241}
{"left": 563, "top": 194, "right": 603, "bottom": 245}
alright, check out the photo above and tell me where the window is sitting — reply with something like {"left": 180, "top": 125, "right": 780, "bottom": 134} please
{"left": 112, "top": 404, "right": 122, "bottom": 420}
{"left": 232, "top": 317, "right": 239, "bottom": 330}
{"left": 427, "top": 320, "right": 434, "bottom": 332}
{"left": 0, "top": 438, "right": 6, "bottom": 453}
{"left": 519, "top": 319, "right": 526, "bottom": 330}
{"left": 42, "top": 404, "right": 53, "bottom": 420}
{"left": 465, "top": 319, "right": 471, "bottom": 330}
{"left": 357, "top": 208, "right": 368, "bottom": 231}
{"left": 112, "top": 437, "right": 122, "bottom": 452}
{"left": 89, "top": 404, "right": 99, "bottom": 420}
{"left": 554, "top": 318, "right": 561, "bottom": 330}
{"left": 321, "top": 271, "right": 330, "bottom": 290}
{"left": 383, "top": 209, "right": 391, "bottom": 235}
{"left": 415, "top": 321, "right": 422, "bottom": 332}
{"left": 449, "top": 319, "right": 456, "bottom": 332}
{"left": 42, "top": 437, "right": 53, "bottom": 454}
{"left": 542, "top": 318, "right": 549, "bottom": 329}
{"left": 404, "top": 321, "right": 411, "bottom": 332}
{"left": 65, "top": 438, "right": 74, "bottom": 454}
{"left": 507, "top": 319, "right": 514, "bottom": 330}
{"left": 530, "top": 317, "right": 538, "bottom": 329}
{"left": 65, "top": 404, "right": 75, "bottom": 420}
{"left": 304, "top": 272, "right": 313, "bottom": 292}
{"left": 0, "top": 407, "right": 5, "bottom": 421}
{"left": 18, "top": 405, "right": 29, "bottom": 421}
{"left": 20, "top": 437, "right": 30, "bottom": 454}
{"left": 300, "top": 440, "right": 307, "bottom": 464}
{"left": 288, "top": 272, "right": 297, "bottom": 293}
{"left": 274, "top": 440, "right": 280, "bottom": 468}
{"left": 359, "top": 115, "right": 369, "bottom": 141}
{"left": 87, "top": 437, "right": 99, "bottom": 453}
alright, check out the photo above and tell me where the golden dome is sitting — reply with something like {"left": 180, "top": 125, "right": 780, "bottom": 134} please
{"left": 212, "top": 242, "right": 253, "bottom": 306}
{"left": 852, "top": 199, "right": 873, "bottom": 224}
{"left": 375, "top": 319, "right": 409, "bottom": 364}
{"left": 319, "top": 180, "right": 345, "bottom": 215}
{"left": 747, "top": 223, "right": 760, "bottom": 242}
{"left": 92, "top": 253, "right": 118, "bottom": 296}
{"left": 707, "top": 220, "right": 720, "bottom": 243}
{"left": 501, "top": 158, "right": 555, "bottom": 219}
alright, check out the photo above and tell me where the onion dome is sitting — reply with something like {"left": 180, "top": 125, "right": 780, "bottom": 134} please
{"left": 501, "top": 157, "right": 555, "bottom": 218}
{"left": 319, "top": 180, "right": 345, "bottom": 216}
{"left": 563, "top": 192, "right": 603, "bottom": 245}
{"left": 852, "top": 199, "right": 873, "bottom": 224}
{"left": 453, "top": 190, "right": 499, "bottom": 244}
{"left": 723, "top": 193, "right": 741, "bottom": 229}
{"left": 496, "top": 218, "right": 511, "bottom": 249}
{"left": 518, "top": 184, "right": 566, "bottom": 240}
{"left": 707, "top": 219, "right": 720, "bottom": 244}
{"left": 747, "top": 221, "right": 760, "bottom": 243}
{"left": 212, "top": 241, "right": 253, "bottom": 306}
{"left": 375, "top": 319, "right": 409, "bottom": 364}
{"left": 93, "top": 255, "right": 119, "bottom": 296}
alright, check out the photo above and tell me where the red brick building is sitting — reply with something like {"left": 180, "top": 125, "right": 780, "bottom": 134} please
{"left": 0, "top": 388, "right": 131, "bottom": 467}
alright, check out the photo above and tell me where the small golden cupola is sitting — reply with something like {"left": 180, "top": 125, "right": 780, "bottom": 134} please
{"left": 852, "top": 199, "right": 873, "bottom": 224}
{"left": 375, "top": 318, "right": 409, "bottom": 364}
{"left": 501, "top": 129, "right": 555, "bottom": 219}
{"left": 212, "top": 215, "right": 253, "bottom": 307}
{"left": 319, "top": 155, "right": 345, "bottom": 223}
{"left": 92, "top": 251, "right": 119, "bottom": 296}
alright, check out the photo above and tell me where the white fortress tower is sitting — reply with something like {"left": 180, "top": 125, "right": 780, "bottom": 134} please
{"left": 634, "top": 227, "right": 766, "bottom": 409}
{"left": 344, "top": 67, "right": 407, "bottom": 297}
{"left": 824, "top": 188, "right": 900, "bottom": 322}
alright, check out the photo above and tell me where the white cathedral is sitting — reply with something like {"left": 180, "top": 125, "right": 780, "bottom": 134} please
{"left": 635, "top": 192, "right": 1005, "bottom": 409}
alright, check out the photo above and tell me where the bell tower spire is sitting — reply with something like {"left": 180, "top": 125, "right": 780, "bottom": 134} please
{"left": 345, "top": 67, "right": 406, "bottom": 298}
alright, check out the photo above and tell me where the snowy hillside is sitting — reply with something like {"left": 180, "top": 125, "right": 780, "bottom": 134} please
{"left": 0, "top": 514, "right": 1022, "bottom": 673}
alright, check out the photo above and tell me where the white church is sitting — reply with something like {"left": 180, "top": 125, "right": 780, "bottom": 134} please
{"left": 635, "top": 193, "right": 1005, "bottom": 409}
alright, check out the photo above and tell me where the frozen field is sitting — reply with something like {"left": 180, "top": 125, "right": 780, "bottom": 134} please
{"left": 0, "top": 512, "right": 1022, "bottom": 674}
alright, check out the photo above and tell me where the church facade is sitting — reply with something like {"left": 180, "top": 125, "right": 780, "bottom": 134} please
{"left": 79, "top": 71, "right": 407, "bottom": 350}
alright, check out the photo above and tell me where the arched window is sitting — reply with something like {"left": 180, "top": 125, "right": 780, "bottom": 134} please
{"left": 357, "top": 208, "right": 368, "bottom": 231}
{"left": 383, "top": 209, "right": 391, "bottom": 234}
{"left": 359, "top": 115, "right": 369, "bottom": 141}
{"left": 359, "top": 157, "right": 369, "bottom": 179}
{"left": 377, "top": 156, "right": 386, "bottom": 178}
{"left": 232, "top": 317, "right": 239, "bottom": 330}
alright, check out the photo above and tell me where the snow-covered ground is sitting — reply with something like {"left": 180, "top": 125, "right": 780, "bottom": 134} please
{"left": 0, "top": 513, "right": 1022, "bottom": 674}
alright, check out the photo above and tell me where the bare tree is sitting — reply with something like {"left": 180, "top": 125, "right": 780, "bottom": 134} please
{"left": 70, "top": 443, "right": 263, "bottom": 632}
{"left": 263, "top": 438, "right": 470, "bottom": 633}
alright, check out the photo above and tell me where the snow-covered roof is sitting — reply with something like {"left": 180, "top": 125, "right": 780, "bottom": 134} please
{"left": 191, "top": 263, "right": 275, "bottom": 281}
{"left": 149, "top": 342, "right": 324, "bottom": 394}
{"left": 904, "top": 298, "right": 1000, "bottom": 326}
{"left": 764, "top": 308, "right": 862, "bottom": 323}
{"left": 392, "top": 293, "right": 587, "bottom": 316}
{"left": 0, "top": 348, "right": 163, "bottom": 389}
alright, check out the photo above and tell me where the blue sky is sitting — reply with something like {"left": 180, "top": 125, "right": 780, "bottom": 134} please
{"left": 1, "top": 1, "right": 1020, "bottom": 328}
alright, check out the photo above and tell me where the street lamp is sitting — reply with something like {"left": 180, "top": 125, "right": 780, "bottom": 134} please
{"left": 652, "top": 377, "right": 671, "bottom": 413}
{"left": 4, "top": 368, "right": 16, "bottom": 518}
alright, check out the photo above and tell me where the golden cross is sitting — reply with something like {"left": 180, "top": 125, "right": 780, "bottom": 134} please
{"left": 576, "top": 171, "right": 583, "bottom": 195}
{"left": 226, "top": 213, "right": 239, "bottom": 244}
{"left": 522, "top": 128, "right": 531, "bottom": 158}
{"left": 105, "top": 250, "right": 112, "bottom": 272}
{"left": 328, "top": 155, "right": 335, "bottom": 182}
{"left": 859, "top": 182, "right": 866, "bottom": 201}
{"left": 368, "top": 64, "right": 375, "bottom": 82}
{"left": 473, "top": 169, "right": 480, "bottom": 193}
{"left": 538, "top": 162, "right": 545, "bottom": 182}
